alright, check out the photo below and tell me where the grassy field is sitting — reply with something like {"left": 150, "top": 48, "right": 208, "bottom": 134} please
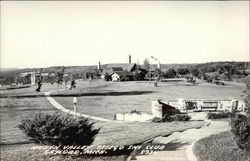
{"left": 0, "top": 96, "right": 128, "bottom": 161}
{"left": 0, "top": 95, "right": 205, "bottom": 147}
{"left": 1, "top": 119, "right": 204, "bottom": 161}
{"left": 53, "top": 79, "right": 244, "bottom": 119}
{"left": 0, "top": 83, "right": 66, "bottom": 97}
{"left": 0, "top": 79, "right": 244, "bottom": 160}
{"left": 193, "top": 131, "right": 250, "bottom": 161}
{"left": 0, "top": 97, "right": 58, "bottom": 145}
{"left": 1, "top": 143, "right": 128, "bottom": 161}
{"left": 0, "top": 92, "right": 205, "bottom": 161}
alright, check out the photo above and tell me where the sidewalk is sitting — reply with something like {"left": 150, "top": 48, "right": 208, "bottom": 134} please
{"left": 133, "top": 113, "right": 229, "bottom": 161}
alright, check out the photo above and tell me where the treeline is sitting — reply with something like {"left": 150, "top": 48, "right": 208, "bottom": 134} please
{"left": 160, "top": 61, "right": 249, "bottom": 79}
{"left": 0, "top": 61, "right": 249, "bottom": 85}
{"left": 0, "top": 66, "right": 97, "bottom": 85}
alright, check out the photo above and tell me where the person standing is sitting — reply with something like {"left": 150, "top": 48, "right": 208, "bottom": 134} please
{"left": 36, "top": 79, "right": 42, "bottom": 93}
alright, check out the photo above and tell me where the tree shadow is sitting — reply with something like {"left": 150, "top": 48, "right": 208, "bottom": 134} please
{"left": 162, "top": 141, "right": 190, "bottom": 150}
{"left": 52, "top": 91, "right": 156, "bottom": 97}
{"left": 1, "top": 91, "right": 156, "bottom": 98}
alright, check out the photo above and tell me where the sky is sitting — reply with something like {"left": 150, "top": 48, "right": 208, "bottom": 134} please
{"left": 1, "top": 1, "right": 249, "bottom": 68}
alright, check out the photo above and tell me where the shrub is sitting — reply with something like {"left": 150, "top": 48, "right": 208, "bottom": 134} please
{"left": 187, "top": 78, "right": 196, "bottom": 84}
{"left": 168, "top": 114, "right": 191, "bottom": 121}
{"left": 177, "top": 68, "right": 190, "bottom": 75}
{"left": 207, "top": 77, "right": 213, "bottom": 83}
{"left": 18, "top": 113, "right": 100, "bottom": 148}
{"left": 152, "top": 114, "right": 191, "bottom": 122}
{"left": 230, "top": 75, "right": 250, "bottom": 151}
{"left": 163, "top": 114, "right": 191, "bottom": 122}
{"left": 163, "top": 68, "right": 177, "bottom": 78}
{"left": 207, "top": 112, "right": 232, "bottom": 119}
{"left": 104, "top": 73, "right": 111, "bottom": 81}
{"left": 151, "top": 117, "right": 162, "bottom": 123}
{"left": 230, "top": 114, "right": 250, "bottom": 150}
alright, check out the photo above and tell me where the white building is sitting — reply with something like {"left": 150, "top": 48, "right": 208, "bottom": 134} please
{"left": 111, "top": 73, "right": 120, "bottom": 82}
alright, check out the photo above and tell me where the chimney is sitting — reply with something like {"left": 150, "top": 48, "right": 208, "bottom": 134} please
{"left": 129, "top": 55, "right": 131, "bottom": 64}
{"left": 97, "top": 61, "right": 101, "bottom": 70}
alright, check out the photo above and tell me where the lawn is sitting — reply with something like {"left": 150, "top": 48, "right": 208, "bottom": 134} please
{"left": 0, "top": 94, "right": 205, "bottom": 161}
{"left": 53, "top": 79, "right": 244, "bottom": 119}
{"left": 1, "top": 120, "right": 205, "bottom": 161}
{"left": 92, "top": 121, "right": 205, "bottom": 147}
{"left": 0, "top": 97, "right": 58, "bottom": 145}
{"left": 0, "top": 144, "right": 128, "bottom": 161}
{"left": 193, "top": 131, "right": 250, "bottom": 161}
{"left": 0, "top": 83, "right": 67, "bottom": 97}
{"left": 0, "top": 79, "right": 244, "bottom": 160}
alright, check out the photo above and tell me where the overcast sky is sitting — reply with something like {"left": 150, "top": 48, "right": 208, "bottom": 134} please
{"left": 1, "top": 1, "right": 249, "bottom": 68}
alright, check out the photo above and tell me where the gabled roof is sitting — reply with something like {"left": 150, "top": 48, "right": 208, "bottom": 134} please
{"left": 111, "top": 67, "right": 123, "bottom": 72}
{"left": 110, "top": 71, "right": 125, "bottom": 76}
{"left": 106, "top": 63, "right": 136, "bottom": 72}
{"left": 102, "top": 68, "right": 113, "bottom": 75}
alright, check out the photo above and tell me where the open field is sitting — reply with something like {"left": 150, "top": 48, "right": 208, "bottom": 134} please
{"left": 0, "top": 95, "right": 205, "bottom": 147}
{"left": 1, "top": 119, "right": 204, "bottom": 161}
{"left": 0, "top": 83, "right": 66, "bottom": 97}
{"left": 0, "top": 97, "right": 58, "bottom": 145}
{"left": 0, "top": 84, "right": 205, "bottom": 161}
{"left": 0, "top": 79, "right": 244, "bottom": 160}
{"left": 52, "top": 79, "right": 244, "bottom": 119}
{"left": 193, "top": 131, "right": 250, "bottom": 161}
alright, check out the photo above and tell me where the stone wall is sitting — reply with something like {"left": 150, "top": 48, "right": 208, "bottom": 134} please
{"left": 151, "top": 98, "right": 246, "bottom": 118}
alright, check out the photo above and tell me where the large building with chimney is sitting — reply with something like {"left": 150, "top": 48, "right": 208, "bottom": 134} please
{"left": 99, "top": 55, "right": 137, "bottom": 81}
